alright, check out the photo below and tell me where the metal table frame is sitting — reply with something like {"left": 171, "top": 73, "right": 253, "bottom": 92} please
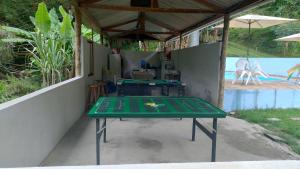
{"left": 95, "top": 117, "right": 218, "bottom": 165}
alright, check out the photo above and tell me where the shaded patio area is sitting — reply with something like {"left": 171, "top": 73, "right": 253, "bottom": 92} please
{"left": 42, "top": 116, "right": 299, "bottom": 166}
{"left": 3, "top": 0, "right": 300, "bottom": 167}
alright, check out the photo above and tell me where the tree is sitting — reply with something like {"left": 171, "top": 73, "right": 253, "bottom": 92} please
{"left": 0, "top": 0, "right": 69, "bottom": 29}
{"left": 228, "top": 0, "right": 300, "bottom": 57}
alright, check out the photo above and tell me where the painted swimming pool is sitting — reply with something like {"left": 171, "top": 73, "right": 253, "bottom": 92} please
{"left": 225, "top": 71, "right": 284, "bottom": 82}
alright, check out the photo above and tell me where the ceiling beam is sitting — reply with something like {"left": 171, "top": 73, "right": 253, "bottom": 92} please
{"left": 102, "top": 18, "right": 138, "bottom": 30}
{"left": 225, "top": 0, "right": 270, "bottom": 14}
{"left": 144, "top": 32, "right": 163, "bottom": 41}
{"left": 151, "top": 0, "right": 159, "bottom": 8}
{"left": 145, "top": 16, "right": 179, "bottom": 32}
{"left": 137, "top": 12, "right": 146, "bottom": 31}
{"left": 111, "top": 31, "right": 163, "bottom": 41}
{"left": 79, "top": 0, "right": 103, "bottom": 5}
{"left": 148, "top": 31, "right": 178, "bottom": 35}
{"left": 192, "top": 0, "right": 223, "bottom": 11}
{"left": 103, "top": 29, "right": 178, "bottom": 35}
{"left": 80, "top": 4, "right": 223, "bottom": 14}
{"left": 166, "top": 14, "right": 222, "bottom": 41}
{"left": 79, "top": 7, "right": 109, "bottom": 37}
{"left": 110, "top": 29, "right": 137, "bottom": 39}
{"left": 166, "top": 0, "right": 269, "bottom": 41}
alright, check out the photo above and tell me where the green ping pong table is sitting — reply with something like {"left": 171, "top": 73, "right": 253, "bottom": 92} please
{"left": 88, "top": 96, "right": 227, "bottom": 165}
{"left": 116, "top": 79, "right": 186, "bottom": 96}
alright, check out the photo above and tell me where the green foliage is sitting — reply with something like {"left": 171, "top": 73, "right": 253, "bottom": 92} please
{"left": 227, "top": 42, "right": 275, "bottom": 57}
{"left": 0, "top": 76, "right": 40, "bottom": 104}
{"left": 0, "top": 80, "right": 6, "bottom": 95}
{"left": 35, "top": 3, "right": 51, "bottom": 34}
{"left": 81, "top": 25, "right": 110, "bottom": 45}
{"left": 60, "top": 12, "right": 73, "bottom": 39}
{"left": 229, "top": 0, "right": 300, "bottom": 58}
{"left": 236, "top": 109, "right": 300, "bottom": 154}
{"left": 147, "top": 41, "right": 160, "bottom": 51}
{"left": 256, "top": 0, "right": 300, "bottom": 18}
{"left": 228, "top": 25, "right": 300, "bottom": 57}
{"left": 0, "top": 0, "right": 70, "bottom": 30}
{"left": 0, "top": 36, "right": 14, "bottom": 64}
{"left": 0, "top": 81, "right": 8, "bottom": 103}
{"left": 5, "top": 76, "right": 40, "bottom": 97}
{"left": 1, "top": 2, "right": 75, "bottom": 86}
{"left": 120, "top": 41, "right": 141, "bottom": 51}
{"left": 0, "top": 30, "right": 15, "bottom": 75}
{"left": 120, "top": 40, "right": 159, "bottom": 51}
{"left": 81, "top": 25, "right": 101, "bottom": 44}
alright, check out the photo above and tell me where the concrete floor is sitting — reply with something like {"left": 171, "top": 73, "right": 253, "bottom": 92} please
{"left": 42, "top": 116, "right": 299, "bottom": 166}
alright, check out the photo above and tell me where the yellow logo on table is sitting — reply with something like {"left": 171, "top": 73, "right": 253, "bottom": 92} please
{"left": 146, "top": 102, "right": 165, "bottom": 108}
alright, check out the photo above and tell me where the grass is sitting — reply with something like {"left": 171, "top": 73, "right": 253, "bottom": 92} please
{"left": 227, "top": 42, "right": 276, "bottom": 58}
{"left": 235, "top": 109, "right": 300, "bottom": 155}
{"left": 0, "top": 75, "right": 41, "bottom": 104}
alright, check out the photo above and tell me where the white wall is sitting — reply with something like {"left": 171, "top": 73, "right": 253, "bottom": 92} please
{"left": 0, "top": 77, "right": 86, "bottom": 167}
{"left": 83, "top": 41, "right": 110, "bottom": 82}
{"left": 119, "top": 50, "right": 162, "bottom": 78}
{"left": 172, "top": 43, "right": 222, "bottom": 106}
{"left": 0, "top": 38, "right": 110, "bottom": 167}
{"left": 92, "top": 44, "right": 110, "bottom": 80}
{"left": 120, "top": 50, "right": 161, "bottom": 68}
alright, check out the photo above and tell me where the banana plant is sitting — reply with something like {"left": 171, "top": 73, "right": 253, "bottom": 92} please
{"left": 0, "top": 2, "right": 74, "bottom": 87}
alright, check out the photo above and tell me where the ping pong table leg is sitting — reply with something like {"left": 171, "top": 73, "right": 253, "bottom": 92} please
{"left": 161, "top": 86, "right": 165, "bottom": 96}
{"left": 117, "top": 86, "right": 123, "bottom": 96}
{"left": 96, "top": 119, "right": 101, "bottom": 165}
{"left": 179, "top": 86, "right": 185, "bottom": 96}
{"left": 211, "top": 118, "right": 217, "bottom": 162}
{"left": 118, "top": 88, "right": 123, "bottom": 121}
{"left": 103, "top": 118, "right": 107, "bottom": 143}
{"left": 192, "top": 118, "right": 196, "bottom": 141}
{"left": 118, "top": 87, "right": 123, "bottom": 121}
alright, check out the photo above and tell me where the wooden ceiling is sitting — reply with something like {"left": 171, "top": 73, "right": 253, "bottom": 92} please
{"left": 76, "top": 0, "right": 270, "bottom": 41}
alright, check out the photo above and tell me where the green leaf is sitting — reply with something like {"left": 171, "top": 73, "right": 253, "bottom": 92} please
{"left": 1, "top": 26, "right": 33, "bottom": 38}
{"left": 60, "top": 14, "right": 73, "bottom": 40}
{"left": 59, "top": 6, "right": 73, "bottom": 20}
{"left": 1, "top": 38, "right": 33, "bottom": 43}
{"left": 49, "top": 8, "right": 60, "bottom": 31}
{"left": 59, "top": 6, "right": 68, "bottom": 17}
{"left": 30, "top": 16, "right": 36, "bottom": 26}
{"left": 35, "top": 2, "right": 51, "bottom": 33}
